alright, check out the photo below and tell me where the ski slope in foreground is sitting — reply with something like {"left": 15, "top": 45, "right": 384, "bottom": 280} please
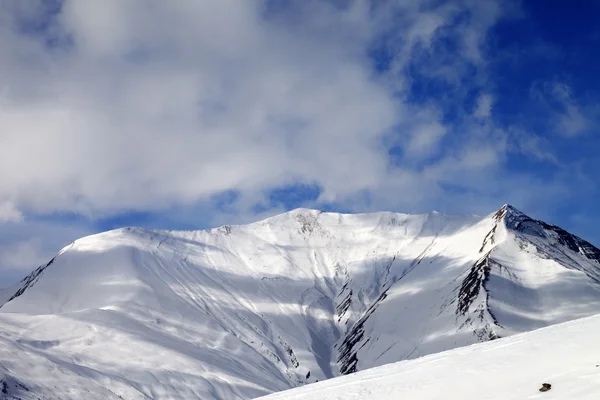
{"left": 258, "top": 313, "right": 600, "bottom": 400}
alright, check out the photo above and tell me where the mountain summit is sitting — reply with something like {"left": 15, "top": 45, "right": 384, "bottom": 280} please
{"left": 1, "top": 205, "right": 599, "bottom": 399}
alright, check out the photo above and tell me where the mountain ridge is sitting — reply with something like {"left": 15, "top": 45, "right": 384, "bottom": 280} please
{"left": 0, "top": 204, "right": 599, "bottom": 399}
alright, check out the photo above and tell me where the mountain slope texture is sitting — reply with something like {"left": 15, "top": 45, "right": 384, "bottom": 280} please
{"left": 257, "top": 312, "right": 600, "bottom": 400}
{"left": 0, "top": 205, "right": 599, "bottom": 399}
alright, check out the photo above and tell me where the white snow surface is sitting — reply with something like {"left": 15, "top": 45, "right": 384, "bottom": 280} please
{"left": 257, "top": 312, "right": 600, "bottom": 400}
{"left": 0, "top": 205, "right": 599, "bottom": 399}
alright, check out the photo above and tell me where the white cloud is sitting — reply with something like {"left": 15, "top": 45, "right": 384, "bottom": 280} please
{"left": 474, "top": 94, "right": 494, "bottom": 119}
{"left": 0, "top": 0, "right": 515, "bottom": 219}
{"left": 407, "top": 120, "right": 447, "bottom": 155}
{"left": 4, "top": 0, "right": 585, "bottom": 284}
{"left": 535, "top": 82, "right": 593, "bottom": 137}
{"left": 0, "top": 202, "right": 22, "bottom": 223}
{"left": 509, "top": 128, "right": 557, "bottom": 164}
{"left": 558, "top": 104, "right": 589, "bottom": 137}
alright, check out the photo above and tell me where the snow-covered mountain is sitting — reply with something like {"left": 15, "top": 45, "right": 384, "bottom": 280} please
{"left": 257, "top": 312, "right": 600, "bottom": 400}
{"left": 0, "top": 204, "right": 599, "bottom": 399}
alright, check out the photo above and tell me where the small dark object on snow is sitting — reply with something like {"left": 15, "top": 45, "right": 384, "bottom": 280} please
{"left": 539, "top": 383, "right": 552, "bottom": 392}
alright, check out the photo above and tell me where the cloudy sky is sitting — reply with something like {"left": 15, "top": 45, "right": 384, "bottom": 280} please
{"left": 0, "top": 0, "right": 599, "bottom": 285}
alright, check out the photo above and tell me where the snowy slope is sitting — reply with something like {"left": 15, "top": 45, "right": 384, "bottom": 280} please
{"left": 257, "top": 312, "right": 600, "bottom": 400}
{"left": 0, "top": 205, "right": 599, "bottom": 399}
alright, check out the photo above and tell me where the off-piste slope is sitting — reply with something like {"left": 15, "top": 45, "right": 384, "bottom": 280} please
{"left": 0, "top": 205, "right": 599, "bottom": 399}
{"left": 257, "top": 312, "right": 600, "bottom": 400}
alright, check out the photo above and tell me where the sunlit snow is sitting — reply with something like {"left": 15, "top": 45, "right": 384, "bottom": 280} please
{"left": 258, "top": 313, "right": 600, "bottom": 400}
{"left": 0, "top": 205, "right": 599, "bottom": 399}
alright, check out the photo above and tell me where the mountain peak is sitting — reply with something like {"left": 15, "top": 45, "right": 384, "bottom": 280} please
{"left": 492, "top": 204, "right": 600, "bottom": 267}
{"left": 493, "top": 203, "right": 552, "bottom": 240}
{"left": 493, "top": 204, "right": 530, "bottom": 227}
{"left": 497, "top": 203, "right": 525, "bottom": 216}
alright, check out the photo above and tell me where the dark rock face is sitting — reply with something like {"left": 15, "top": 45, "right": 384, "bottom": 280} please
{"left": 537, "top": 221, "right": 600, "bottom": 264}
{"left": 0, "top": 375, "right": 31, "bottom": 397}
{"left": 457, "top": 253, "right": 492, "bottom": 316}
{"left": 336, "top": 290, "right": 388, "bottom": 375}
{"left": 456, "top": 206, "right": 506, "bottom": 321}
{"left": 501, "top": 204, "right": 600, "bottom": 266}
{"left": 500, "top": 205, "right": 548, "bottom": 238}
{"left": 335, "top": 256, "right": 398, "bottom": 376}
{"left": 500, "top": 204, "right": 600, "bottom": 284}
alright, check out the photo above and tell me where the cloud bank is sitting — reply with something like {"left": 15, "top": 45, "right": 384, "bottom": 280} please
{"left": 0, "top": 0, "right": 517, "bottom": 216}
{"left": 0, "top": 0, "right": 597, "bottom": 278}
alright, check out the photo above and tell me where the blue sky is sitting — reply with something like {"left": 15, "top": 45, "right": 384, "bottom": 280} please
{"left": 0, "top": 0, "right": 599, "bottom": 285}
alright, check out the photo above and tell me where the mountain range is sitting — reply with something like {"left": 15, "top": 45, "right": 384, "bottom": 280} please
{"left": 0, "top": 204, "right": 599, "bottom": 399}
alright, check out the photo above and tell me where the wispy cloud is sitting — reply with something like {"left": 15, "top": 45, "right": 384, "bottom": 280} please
{"left": 474, "top": 94, "right": 494, "bottom": 119}
{"left": 531, "top": 81, "right": 595, "bottom": 137}
{"left": 551, "top": 82, "right": 591, "bottom": 136}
